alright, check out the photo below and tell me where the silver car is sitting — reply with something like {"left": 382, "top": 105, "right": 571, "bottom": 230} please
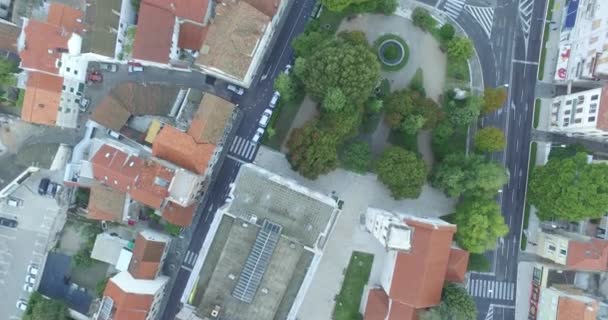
{"left": 252, "top": 127, "right": 265, "bottom": 143}
{"left": 258, "top": 109, "right": 272, "bottom": 128}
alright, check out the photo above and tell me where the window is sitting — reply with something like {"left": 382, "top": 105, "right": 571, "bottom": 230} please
{"left": 590, "top": 103, "right": 598, "bottom": 113}
{"left": 66, "top": 67, "right": 70, "bottom": 72}
{"left": 578, "top": 95, "right": 585, "bottom": 103}
{"left": 591, "top": 94, "right": 599, "bottom": 100}
{"left": 575, "top": 118, "right": 582, "bottom": 123}
{"left": 69, "top": 88, "right": 74, "bottom": 93}
{"left": 565, "top": 110, "right": 571, "bottom": 115}
{"left": 566, "top": 100, "right": 572, "bottom": 105}
{"left": 62, "top": 85, "right": 66, "bottom": 90}
{"left": 589, "top": 116, "right": 596, "bottom": 122}
{"left": 74, "top": 70, "right": 78, "bottom": 75}
{"left": 560, "top": 249, "right": 567, "bottom": 256}
{"left": 576, "top": 107, "right": 583, "bottom": 113}
{"left": 548, "top": 245, "right": 556, "bottom": 251}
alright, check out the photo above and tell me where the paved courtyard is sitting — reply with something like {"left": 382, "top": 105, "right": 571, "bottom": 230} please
{"left": 254, "top": 147, "right": 456, "bottom": 320}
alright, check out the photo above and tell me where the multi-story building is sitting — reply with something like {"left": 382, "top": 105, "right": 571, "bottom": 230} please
{"left": 548, "top": 86, "right": 608, "bottom": 141}
{"left": 362, "top": 208, "right": 469, "bottom": 320}
{"left": 555, "top": 0, "right": 608, "bottom": 83}
{"left": 96, "top": 230, "right": 171, "bottom": 320}
{"left": 536, "top": 229, "right": 608, "bottom": 272}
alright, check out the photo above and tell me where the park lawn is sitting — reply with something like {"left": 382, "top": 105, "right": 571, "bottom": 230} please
{"left": 318, "top": 7, "right": 348, "bottom": 34}
{"left": 333, "top": 251, "right": 374, "bottom": 320}
{"left": 262, "top": 92, "right": 306, "bottom": 150}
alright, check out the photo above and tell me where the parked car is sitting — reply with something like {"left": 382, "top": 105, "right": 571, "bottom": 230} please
{"left": 16, "top": 299, "right": 27, "bottom": 311}
{"left": 107, "top": 129, "right": 121, "bottom": 139}
{"left": 47, "top": 182, "right": 60, "bottom": 197}
{"left": 0, "top": 217, "right": 17, "bottom": 228}
{"left": 284, "top": 64, "right": 292, "bottom": 74}
{"left": 38, "top": 178, "right": 50, "bottom": 195}
{"left": 269, "top": 91, "right": 280, "bottom": 108}
{"left": 128, "top": 62, "right": 144, "bottom": 73}
{"left": 227, "top": 84, "right": 244, "bottom": 95}
{"left": 25, "top": 275, "right": 36, "bottom": 285}
{"left": 258, "top": 109, "right": 272, "bottom": 128}
{"left": 7, "top": 197, "right": 23, "bottom": 207}
{"left": 87, "top": 70, "right": 103, "bottom": 84}
{"left": 99, "top": 63, "right": 118, "bottom": 72}
{"left": 28, "top": 265, "right": 39, "bottom": 276}
{"left": 79, "top": 97, "right": 91, "bottom": 111}
{"left": 252, "top": 127, "right": 264, "bottom": 143}
{"left": 23, "top": 283, "right": 33, "bottom": 293}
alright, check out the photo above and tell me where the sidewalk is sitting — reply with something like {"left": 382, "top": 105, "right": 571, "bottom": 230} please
{"left": 514, "top": 262, "right": 535, "bottom": 320}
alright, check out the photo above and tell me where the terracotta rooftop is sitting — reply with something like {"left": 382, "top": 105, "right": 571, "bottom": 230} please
{"left": 595, "top": 86, "right": 608, "bottom": 131}
{"left": 90, "top": 94, "right": 131, "bottom": 131}
{"left": 566, "top": 238, "right": 608, "bottom": 271}
{"left": 364, "top": 289, "right": 389, "bottom": 320}
{"left": 188, "top": 94, "right": 235, "bottom": 144}
{"left": 445, "top": 248, "right": 470, "bottom": 283}
{"left": 557, "top": 296, "right": 599, "bottom": 320}
{"left": 87, "top": 183, "right": 126, "bottom": 222}
{"left": 103, "top": 278, "right": 154, "bottom": 320}
{"left": 144, "top": 0, "right": 208, "bottom": 23}
{"left": 19, "top": 20, "right": 70, "bottom": 74}
{"left": 178, "top": 22, "right": 208, "bottom": 51}
{"left": 152, "top": 125, "right": 215, "bottom": 175}
{"left": 128, "top": 232, "right": 167, "bottom": 280}
{"left": 389, "top": 218, "right": 457, "bottom": 308}
{"left": 91, "top": 144, "right": 144, "bottom": 193}
{"left": 387, "top": 301, "right": 417, "bottom": 320}
{"left": 195, "top": 0, "right": 270, "bottom": 79}
{"left": 21, "top": 72, "right": 62, "bottom": 126}
{"left": 47, "top": 3, "right": 84, "bottom": 33}
{"left": 132, "top": 2, "right": 174, "bottom": 64}
{"left": 130, "top": 160, "right": 174, "bottom": 209}
{"left": 162, "top": 202, "right": 196, "bottom": 227}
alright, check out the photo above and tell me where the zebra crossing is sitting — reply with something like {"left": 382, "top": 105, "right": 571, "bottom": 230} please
{"left": 183, "top": 250, "right": 199, "bottom": 267}
{"left": 467, "top": 278, "right": 515, "bottom": 301}
{"left": 443, "top": 0, "right": 465, "bottom": 20}
{"left": 229, "top": 136, "right": 258, "bottom": 162}
{"left": 485, "top": 305, "right": 494, "bottom": 320}
{"left": 519, "top": 0, "right": 534, "bottom": 40}
{"left": 465, "top": 5, "right": 495, "bottom": 38}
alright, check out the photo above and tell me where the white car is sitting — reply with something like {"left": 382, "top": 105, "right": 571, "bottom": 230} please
{"left": 25, "top": 275, "right": 36, "bottom": 285}
{"left": 252, "top": 127, "right": 265, "bottom": 143}
{"left": 27, "top": 265, "right": 39, "bottom": 276}
{"left": 284, "top": 64, "right": 292, "bottom": 74}
{"left": 23, "top": 283, "right": 33, "bottom": 293}
{"left": 269, "top": 91, "right": 280, "bottom": 108}
{"left": 258, "top": 109, "right": 272, "bottom": 128}
{"left": 227, "top": 84, "right": 244, "bottom": 95}
{"left": 16, "top": 299, "right": 27, "bottom": 311}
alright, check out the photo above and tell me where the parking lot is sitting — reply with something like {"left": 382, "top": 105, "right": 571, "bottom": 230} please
{"left": 0, "top": 169, "right": 66, "bottom": 319}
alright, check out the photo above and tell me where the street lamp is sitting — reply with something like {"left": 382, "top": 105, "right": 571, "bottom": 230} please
{"left": 550, "top": 144, "right": 567, "bottom": 148}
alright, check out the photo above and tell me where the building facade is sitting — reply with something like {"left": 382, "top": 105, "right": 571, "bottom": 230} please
{"left": 549, "top": 86, "right": 608, "bottom": 140}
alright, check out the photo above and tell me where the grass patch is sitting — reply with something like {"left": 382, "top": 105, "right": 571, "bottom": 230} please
{"left": 538, "top": 0, "right": 555, "bottom": 80}
{"left": 262, "top": 91, "right": 306, "bottom": 150}
{"left": 446, "top": 57, "right": 470, "bottom": 88}
{"left": 333, "top": 251, "right": 374, "bottom": 320}
{"left": 318, "top": 7, "right": 347, "bottom": 34}
{"left": 374, "top": 34, "right": 409, "bottom": 72}
{"left": 533, "top": 98, "right": 540, "bottom": 128}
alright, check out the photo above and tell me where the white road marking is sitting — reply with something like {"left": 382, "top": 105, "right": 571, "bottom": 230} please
{"left": 465, "top": 5, "right": 495, "bottom": 38}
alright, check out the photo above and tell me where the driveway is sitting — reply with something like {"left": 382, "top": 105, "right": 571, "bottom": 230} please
{"left": 254, "top": 147, "right": 456, "bottom": 320}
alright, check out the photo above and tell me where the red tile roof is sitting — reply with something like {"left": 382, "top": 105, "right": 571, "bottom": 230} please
{"left": 91, "top": 144, "right": 144, "bottom": 193}
{"left": 143, "top": 0, "right": 208, "bottom": 22}
{"left": 103, "top": 279, "right": 154, "bottom": 319}
{"left": 132, "top": 2, "right": 174, "bottom": 64}
{"left": 47, "top": 3, "right": 84, "bottom": 33}
{"left": 128, "top": 233, "right": 167, "bottom": 280}
{"left": 445, "top": 248, "right": 470, "bottom": 283}
{"left": 242, "top": 0, "right": 281, "bottom": 17}
{"left": 388, "top": 219, "right": 457, "bottom": 308}
{"left": 21, "top": 72, "right": 63, "bottom": 125}
{"left": 387, "top": 301, "right": 417, "bottom": 320}
{"left": 162, "top": 202, "right": 196, "bottom": 227}
{"left": 152, "top": 125, "right": 215, "bottom": 175}
{"left": 596, "top": 86, "right": 608, "bottom": 131}
{"left": 178, "top": 22, "right": 208, "bottom": 51}
{"left": 566, "top": 238, "right": 608, "bottom": 271}
{"left": 364, "top": 289, "right": 389, "bottom": 320}
{"left": 557, "top": 296, "right": 599, "bottom": 320}
{"left": 19, "top": 20, "right": 70, "bottom": 74}
{"left": 130, "top": 160, "right": 174, "bottom": 209}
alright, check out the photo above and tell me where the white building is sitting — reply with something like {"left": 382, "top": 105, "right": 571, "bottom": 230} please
{"left": 555, "top": 0, "right": 608, "bottom": 82}
{"left": 549, "top": 86, "right": 608, "bottom": 140}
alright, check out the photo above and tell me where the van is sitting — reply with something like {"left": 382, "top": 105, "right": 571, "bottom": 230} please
{"left": 38, "top": 178, "right": 50, "bottom": 195}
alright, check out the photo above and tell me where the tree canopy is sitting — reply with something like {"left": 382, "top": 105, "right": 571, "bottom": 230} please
{"left": 447, "top": 37, "right": 474, "bottom": 60}
{"left": 385, "top": 89, "right": 442, "bottom": 133}
{"left": 453, "top": 197, "right": 509, "bottom": 253}
{"left": 445, "top": 93, "right": 482, "bottom": 127}
{"left": 431, "top": 154, "right": 507, "bottom": 198}
{"left": 340, "top": 141, "right": 372, "bottom": 173}
{"left": 322, "top": 0, "right": 397, "bottom": 14}
{"left": 375, "top": 147, "right": 427, "bottom": 199}
{"left": 529, "top": 153, "right": 608, "bottom": 221}
{"left": 482, "top": 87, "right": 507, "bottom": 114}
{"left": 412, "top": 7, "right": 436, "bottom": 31}
{"left": 274, "top": 73, "right": 297, "bottom": 103}
{"left": 441, "top": 283, "right": 478, "bottom": 320}
{"left": 474, "top": 127, "right": 506, "bottom": 153}
{"left": 292, "top": 24, "right": 333, "bottom": 58}
{"left": 321, "top": 0, "right": 368, "bottom": 11}
{"left": 296, "top": 39, "right": 380, "bottom": 104}
{"left": 323, "top": 87, "right": 348, "bottom": 112}
{"left": 287, "top": 122, "right": 339, "bottom": 179}
{"left": 23, "top": 292, "right": 69, "bottom": 320}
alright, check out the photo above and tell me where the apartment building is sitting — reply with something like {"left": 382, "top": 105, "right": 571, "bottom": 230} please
{"left": 536, "top": 229, "right": 608, "bottom": 272}
{"left": 548, "top": 86, "right": 608, "bottom": 141}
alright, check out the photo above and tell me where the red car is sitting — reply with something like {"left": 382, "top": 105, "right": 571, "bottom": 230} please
{"left": 87, "top": 70, "right": 103, "bottom": 84}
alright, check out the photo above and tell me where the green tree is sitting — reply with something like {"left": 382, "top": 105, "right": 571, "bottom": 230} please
{"left": 401, "top": 114, "right": 426, "bottom": 134}
{"left": 298, "top": 39, "right": 380, "bottom": 104}
{"left": 432, "top": 154, "right": 507, "bottom": 198}
{"left": 409, "top": 68, "right": 425, "bottom": 96}
{"left": 319, "top": 104, "right": 362, "bottom": 139}
{"left": 548, "top": 143, "right": 588, "bottom": 161}
{"left": 474, "top": 127, "right": 506, "bottom": 152}
{"left": 340, "top": 141, "right": 372, "bottom": 173}
{"left": 417, "top": 96, "right": 442, "bottom": 129}
{"left": 273, "top": 73, "right": 296, "bottom": 103}
{"left": 468, "top": 253, "right": 491, "bottom": 272}
{"left": 418, "top": 306, "right": 447, "bottom": 320}
{"left": 338, "top": 30, "right": 369, "bottom": 47}
{"left": 438, "top": 24, "right": 456, "bottom": 42}
{"left": 322, "top": 87, "right": 347, "bottom": 112}
{"left": 482, "top": 87, "right": 507, "bottom": 114}
{"left": 23, "top": 292, "right": 69, "bottom": 320}
{"left": 322, "top": 0, "right": 368, "bottom": 11}
{"left": 529, "top": 153, "right": 608, "bottom": 221}
{"left": 287, "top": 122, "right": 339, "bottom": 179}
{"left": 453, "top": 198, "right": 509, "bottom": 253}
{"left": 446, "top": 94, "right": 482, "bottom": 127}
{"left": 0, "top": 57, "right": 16, "bottom": 86}
{"left": 411, "top": 7, "right": 436, "bottom": 31}
{"left": 367, "top": 98, "right": 383, "bottom": 113}
{"left": 385, "top": 89, "right": 440, "bottom": 132}
{"left": 292, "top": 29, "right": 332, "bottom": 58}
{"left": 442, "top": 284, "right": 478, "bottom": 320}
{"left": 384, "top": 89, "right": 414, "bottom": 129}
{"left": 375, "top": 147, "right": 427, "bottom": 199}
{"left": 447, "top": 37, "right": 474, "bottom": 60}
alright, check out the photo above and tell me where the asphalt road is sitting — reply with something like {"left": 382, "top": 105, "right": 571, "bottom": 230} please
{"left": 159, "top": 0, "right": 316, "bottom": 318}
